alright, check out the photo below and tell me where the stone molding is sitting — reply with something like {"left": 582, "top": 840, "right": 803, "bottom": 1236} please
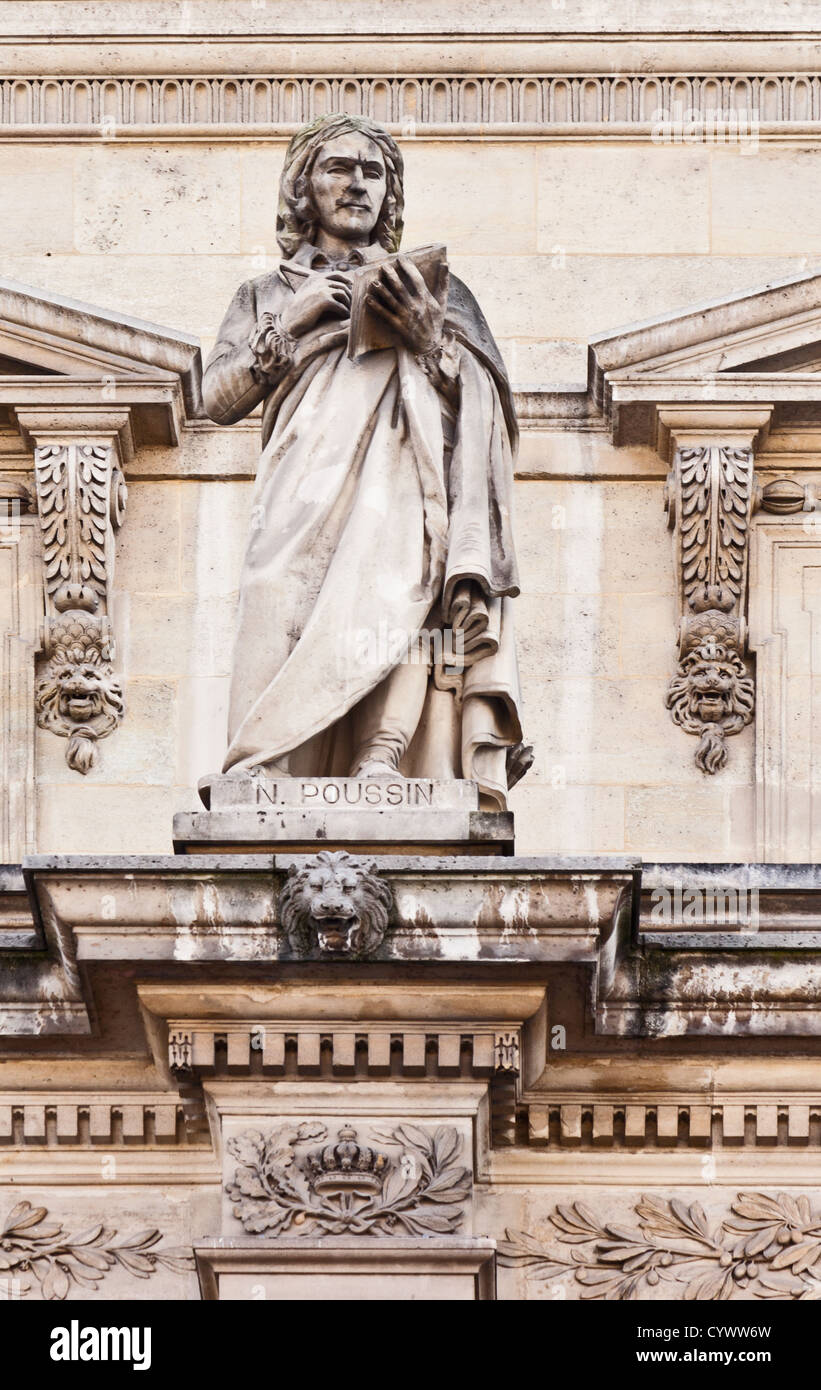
{"left": 16, "top": 855, "right": 821, "bottom": 1041}
{"left": 167, "top": 1021, "right": 520, "bottom": 1080}
{"left": 0, "top": 1094, "right": 194, "bottom": 1146}
{"left": 749, "top": 522, "right": 821, "bottom": 862}
{"left": 0, "top": 484, "right": 37, "bottom": 861}
{"left": 194, "top": 1236, "right": 497, "bottom": 1301}
{"left": 527, "top": 1100, "right": 821, "bottom": 1149}
{"left": 0, "top": 72, "right": 819, "bottom": 140}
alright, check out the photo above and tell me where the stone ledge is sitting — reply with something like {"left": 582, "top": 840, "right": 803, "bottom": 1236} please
{"left": 194, "top": 1235, "right": 496, "bottom": 1301}
{"left": 172, "top": 807, "right": 515, "bottom": 855}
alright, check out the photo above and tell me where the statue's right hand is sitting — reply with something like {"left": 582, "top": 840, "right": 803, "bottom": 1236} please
{"left": 280, "top": 272, "right": 351, "bottom": 338}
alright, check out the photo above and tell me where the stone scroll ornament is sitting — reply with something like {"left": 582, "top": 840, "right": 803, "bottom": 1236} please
{"left": 664, "top": 445, "right": 755, "bottom": 773}
{"left": 0, "top": 1200, "right": 192, "bottom": 1300}
{"left": 278, "top": 850, "right": 394, "bottom": 958}
{"left": 498, "top": 1192, "right": 821, "bottom": 1301}
{"left": 226, "top": 1121, "right": 471, "bottom": 1237}
{"left": 33, "top": 443, "right": 127, "bottom": 772}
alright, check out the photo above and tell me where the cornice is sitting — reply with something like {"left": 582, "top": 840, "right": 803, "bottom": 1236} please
{"left": 0, "top": 71, "right": 818, "bottom": 141}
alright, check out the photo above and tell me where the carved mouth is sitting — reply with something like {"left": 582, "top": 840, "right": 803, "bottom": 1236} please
{"left": 697, "top": 694, "right": 727, "bottom": 720}
{"left": 314, "top": 914, "right": 357, "bottom": 951}
{"left": 63, "top": 695, "right": 98, "bottom": 717}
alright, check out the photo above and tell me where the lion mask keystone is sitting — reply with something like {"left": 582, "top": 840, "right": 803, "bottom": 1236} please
{"left": 278, "top": 850, "right": 394, "bottom": 958}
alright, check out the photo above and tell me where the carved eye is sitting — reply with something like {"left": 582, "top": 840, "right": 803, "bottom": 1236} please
{"left": 308, "top": 875, "right": 323, "bottom": 890}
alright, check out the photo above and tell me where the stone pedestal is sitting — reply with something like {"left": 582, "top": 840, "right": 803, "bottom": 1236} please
{"left": 173, "top": 773, "right": 514, "bottom": 855}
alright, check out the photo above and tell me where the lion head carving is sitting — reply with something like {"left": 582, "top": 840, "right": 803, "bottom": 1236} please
{"left": 35, "top": 618, "right": 124, "bottom": 774}
{"left": 278, "top": 850, "right": 393, "bottom": 958}
{"left": 665, "top": 642, "right": 754, "bottom": 774}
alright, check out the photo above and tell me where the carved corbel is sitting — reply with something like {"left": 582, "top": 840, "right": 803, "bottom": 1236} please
{"left": 13, "top": 408, "right": 132, "bottom": 773}
{"left": 659, "top": 408, "right": 771, "bottom": 773}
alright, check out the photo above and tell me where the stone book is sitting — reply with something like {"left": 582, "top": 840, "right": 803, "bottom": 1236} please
{"left": 346, "top": 242, "right": 448, "bottom": 358}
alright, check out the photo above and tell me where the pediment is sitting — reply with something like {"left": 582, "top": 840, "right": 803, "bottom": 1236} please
{"left": 586, "top": 267, "right": 821, "bottom": 446}
{"left": 0, "top": 276, "right": 204, "bottom": 446}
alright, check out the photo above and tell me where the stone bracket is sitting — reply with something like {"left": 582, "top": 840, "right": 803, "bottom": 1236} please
{"left": 14, "top": 407, "right": 131, "bottom": 774}
{"left": 659, "top": 407, "right": 772, "bottom": 773}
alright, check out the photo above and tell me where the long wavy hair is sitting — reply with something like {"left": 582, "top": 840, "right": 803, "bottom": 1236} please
{"left": 276, "top": 113, "right": 404, "bottom": 259}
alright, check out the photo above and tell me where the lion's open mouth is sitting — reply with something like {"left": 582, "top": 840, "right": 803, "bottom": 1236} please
{"left": 314, "top": 914, "right": 356, "bottom": 951}
{"left": 697, "top": 693, "right": 728, "bottom": 720}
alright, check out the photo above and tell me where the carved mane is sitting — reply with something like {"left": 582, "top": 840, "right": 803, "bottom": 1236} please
{"left": 666, "top": 645, "right": 755, "bottom": 774}
{"left": 278, "top": 850, "right": 393, "bottom": 958}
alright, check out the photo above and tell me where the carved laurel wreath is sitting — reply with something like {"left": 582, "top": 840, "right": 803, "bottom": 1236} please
{"left": 498, "top": 1192, "right": 821, "bottom": 1301}
{"left": 225, "top": 1121, "right": 471, "bottom": 1237}
{"left": 0, "top": 1200, "right": 193, "bottom": 1301}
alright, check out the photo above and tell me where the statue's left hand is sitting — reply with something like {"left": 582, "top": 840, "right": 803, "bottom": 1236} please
{"left": 367, "top": 257, "right": 447, "bottom": 356}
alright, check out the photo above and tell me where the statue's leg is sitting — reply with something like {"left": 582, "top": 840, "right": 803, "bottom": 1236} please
{"left": 349, "top": 657, "right": 429, "bottom": 777}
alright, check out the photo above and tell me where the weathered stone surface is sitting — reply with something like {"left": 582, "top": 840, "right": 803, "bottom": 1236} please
{"left": 6, "top": 1, "right": 821, "bottom": 1310}
{"left": 195, "top": 1236, "right": 496, "bottom": 1301}
{"left": 201, "top": 772, "right": 479, "bottom": 812}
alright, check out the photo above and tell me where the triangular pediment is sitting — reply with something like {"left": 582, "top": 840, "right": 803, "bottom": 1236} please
{"left": 590, "top": 267, "right": 821, "bottom": 381}
{"left": 585, "top": 267, "right": 821, "bottom": 445}
{"left": 0, "top": 277, "right": 204, "bottom": 440}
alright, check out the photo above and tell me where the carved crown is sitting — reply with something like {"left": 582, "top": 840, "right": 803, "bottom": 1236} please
{"left": 305, "top": 1124, "right": 389, "bottom": 1194}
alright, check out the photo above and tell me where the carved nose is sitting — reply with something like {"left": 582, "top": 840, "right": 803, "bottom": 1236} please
{"left": 320, "top": 896, "right": 346, "bottom": 914}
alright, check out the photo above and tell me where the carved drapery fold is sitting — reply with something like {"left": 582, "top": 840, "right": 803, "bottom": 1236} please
{"left": 15, "top": 410, "right": 131, "bottom": 773}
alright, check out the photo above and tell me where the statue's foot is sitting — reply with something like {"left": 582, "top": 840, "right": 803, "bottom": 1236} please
{"left": 353, "top": 758, "right": 401, "bottom": 779}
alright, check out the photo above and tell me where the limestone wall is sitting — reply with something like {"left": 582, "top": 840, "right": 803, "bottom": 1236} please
{"left": 3, "top": 3, "right": 819, "bottom": 857}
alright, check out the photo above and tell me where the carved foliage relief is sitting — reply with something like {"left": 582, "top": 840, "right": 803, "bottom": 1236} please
{"left": 665, "top": 445, "right": 755, "bottom": 772}
{"left": 0, "top": 1200, "right": 192, "bottom": 1300}
{"left": 499, "top": 1192, "right": 821, "bottom": 1300}
{"left": 33, "top": 443, "right": 127, "bottom": 772}
{"left": 226, "top": 1122, "right": 471, "bottom": 1236}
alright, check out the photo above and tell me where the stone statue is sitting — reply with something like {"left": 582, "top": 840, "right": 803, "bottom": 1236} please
{"left": 203, "top": 113, "right": 529, "bottom": 809}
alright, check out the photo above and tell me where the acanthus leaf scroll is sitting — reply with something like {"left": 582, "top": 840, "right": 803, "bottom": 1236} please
{"left": 33, "top": 442, "right": 127, "bottom": 772}
{"left": 665, "top": 444, "right": 755, "bottom": 772}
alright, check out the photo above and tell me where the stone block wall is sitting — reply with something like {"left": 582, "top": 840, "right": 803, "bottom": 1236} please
{"left": 3, "top": 0, "right": 819, "bottom": 857}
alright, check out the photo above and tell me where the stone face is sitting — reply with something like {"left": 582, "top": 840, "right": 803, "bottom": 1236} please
{"left": 6, "top": 1, "right": 821, "bottom": 1313}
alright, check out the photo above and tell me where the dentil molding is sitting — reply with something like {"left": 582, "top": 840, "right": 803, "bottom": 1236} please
{"left": 0, "top": 72, "right": 819, "bottom": 140}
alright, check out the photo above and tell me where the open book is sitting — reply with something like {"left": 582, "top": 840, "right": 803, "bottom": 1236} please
{"left": 347, "top": 244, "right": 448, "bottom": 359}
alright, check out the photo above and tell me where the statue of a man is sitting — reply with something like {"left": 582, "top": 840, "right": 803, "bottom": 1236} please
{"left": 203, "top": 114, "right": 529, "bottom": 809}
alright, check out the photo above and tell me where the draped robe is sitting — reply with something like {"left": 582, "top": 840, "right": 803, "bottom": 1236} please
{"left": 203, "top": 244, "right": 525, "bottom": 809}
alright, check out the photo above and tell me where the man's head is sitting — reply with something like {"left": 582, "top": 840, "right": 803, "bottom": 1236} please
{"left": 277, "top": 114, "right": 404, "bottom": 258}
